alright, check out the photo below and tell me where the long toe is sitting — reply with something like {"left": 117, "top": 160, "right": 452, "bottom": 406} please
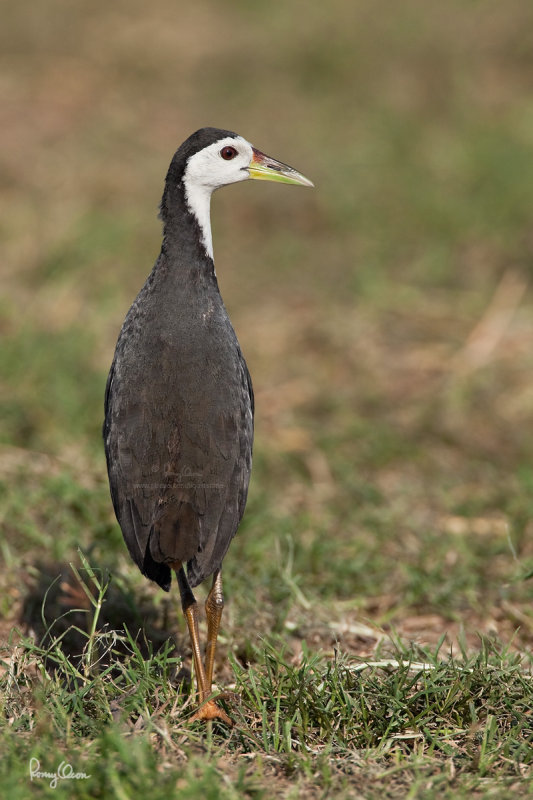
{"left": 189, "top": 699, "right": 233, "bottom": 726}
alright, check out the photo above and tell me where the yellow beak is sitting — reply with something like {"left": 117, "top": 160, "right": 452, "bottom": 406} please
{"left": 248, "top": 148, "right": 314, "bottom": 187}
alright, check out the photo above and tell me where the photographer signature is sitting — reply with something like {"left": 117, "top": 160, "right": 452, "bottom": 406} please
{"left": 29, "top": 757, "right": 91, "bottom": 789}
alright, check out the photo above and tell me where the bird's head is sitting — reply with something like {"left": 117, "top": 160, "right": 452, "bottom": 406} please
{"left": 161, "top": 127, "right": 313, "bottom": 258}
{"left": 180, "top": 128, "right": 314, "bottom": 192}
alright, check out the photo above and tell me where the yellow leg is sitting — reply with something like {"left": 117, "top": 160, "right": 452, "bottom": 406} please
{"left": 204, "top": 569, "right": 224, "bottom": 691}
{"left": 175, "top": 565, "right": 232, "bottom": 725}
{"left": 183, "top": 600, "right": 209, "bottom": 700}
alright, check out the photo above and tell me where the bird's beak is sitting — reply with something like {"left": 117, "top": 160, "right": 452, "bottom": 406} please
{"left": 248, "top": 148, "right": 314, "bottom": 187}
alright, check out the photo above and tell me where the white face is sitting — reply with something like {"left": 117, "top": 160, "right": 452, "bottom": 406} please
{"left": 183, "top": 135, "right": 254, "bottom": 192}
{"left": 181, "top": 135, "right": 254, "bottom": 261}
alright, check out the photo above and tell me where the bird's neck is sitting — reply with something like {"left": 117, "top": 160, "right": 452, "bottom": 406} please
{"left": 161, "top": 175, "right": 215, "bottom": 265}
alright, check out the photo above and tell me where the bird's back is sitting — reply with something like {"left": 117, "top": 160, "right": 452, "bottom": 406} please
{"left": 104, "top": 251, "right": 254, "bottom": 590}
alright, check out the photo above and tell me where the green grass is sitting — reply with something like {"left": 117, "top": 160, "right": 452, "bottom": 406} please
{"left": 2, "top": 0, "right": 533, "bottom": 796}
{"left": 2, "top": 561, "right": 532, "bottom": 798}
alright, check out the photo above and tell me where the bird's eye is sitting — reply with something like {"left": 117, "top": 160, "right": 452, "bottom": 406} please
{"left": 220, "top": 146, "right": 238, "bottom": 160}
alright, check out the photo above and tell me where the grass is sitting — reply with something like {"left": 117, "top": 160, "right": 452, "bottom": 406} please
{"left": 2, "top": 0, "right": 533, "bottom": 796}
{"left": 2, "top": 563, "right": 532, "bottom": 798}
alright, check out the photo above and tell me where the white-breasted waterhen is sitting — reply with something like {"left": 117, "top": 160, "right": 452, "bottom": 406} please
{"left": 104, "top": 128, "right": 313, "bottom": 723}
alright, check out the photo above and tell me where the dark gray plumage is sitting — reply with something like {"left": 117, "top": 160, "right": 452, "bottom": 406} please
{"left": 104, "top": 128, "right": 253, "bottom": 592}
{"left": 103, "top": 128, "right": 312, "bottom": 722}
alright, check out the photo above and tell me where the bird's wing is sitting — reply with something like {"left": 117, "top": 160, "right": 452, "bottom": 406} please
{"left": 104, "top": 359, "right": 172, "bottom": 585}
{"left": 104, "top": 349, "right": 253, "bottom": 590}
{"left": 186, "top": 357, "right": 253, "bottom": 587}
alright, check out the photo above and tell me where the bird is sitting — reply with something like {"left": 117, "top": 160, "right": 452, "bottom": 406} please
{"left": 103, "top": 127, "right": 313, "bottom": 724}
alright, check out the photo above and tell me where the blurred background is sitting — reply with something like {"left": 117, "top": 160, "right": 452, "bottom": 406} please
{"left": 2, "top": 0, "right": 533, "bottom": 652}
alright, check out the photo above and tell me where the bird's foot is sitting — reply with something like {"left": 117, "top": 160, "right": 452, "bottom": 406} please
{"left": 189, "top": 699, "right": 233, "bottom": 726}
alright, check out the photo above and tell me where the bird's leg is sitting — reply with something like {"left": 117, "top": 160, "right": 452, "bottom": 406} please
{"left": 175, "top": 567, "right": 208, "bottom": 696}
{"left": 204, "top": 569, "right": 224, "bottom": 691}
{"left": 175, "top": 565, "right": 232, "bottom": 725}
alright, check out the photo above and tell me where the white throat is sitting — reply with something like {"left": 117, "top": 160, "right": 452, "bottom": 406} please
{"left": 182, "top": 179, "right": 214, "bottom": 260}
{"left": 181, "top": 135, "right": 252, "bottom": 261}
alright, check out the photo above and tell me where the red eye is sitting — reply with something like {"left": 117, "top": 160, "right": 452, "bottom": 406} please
{"left": 220, "top": 146, "right": 238, "bottom": 160}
